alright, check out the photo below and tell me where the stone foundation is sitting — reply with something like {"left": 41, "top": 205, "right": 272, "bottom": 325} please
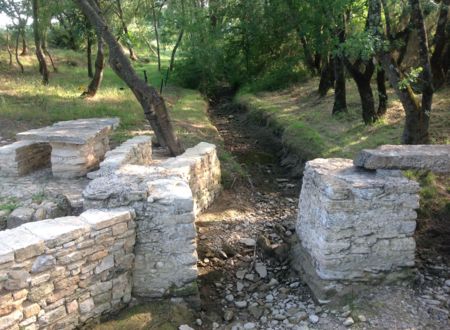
{"left": 83, "top": 142, "right": 221, "bottom": 301}
{"left": 0, "top": 209, "right": 135, "bottom": 329}
{"left": 0, "top": 141, "right": 51, "bottom": 177}
{"left": 292, "top": 158, "right": 420, "bottom": 302}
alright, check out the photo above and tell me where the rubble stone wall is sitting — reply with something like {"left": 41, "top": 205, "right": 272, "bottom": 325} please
{"left": 0, "top": 209, "right": 136, "bottom": 330}
{"left": 293, "top": 158, "right": 420, "bottom": 302}
{"left": 83, "top": 142, "right": 221, "bottom": 300}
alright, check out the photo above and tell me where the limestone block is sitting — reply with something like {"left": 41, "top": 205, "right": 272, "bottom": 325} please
{"left": 0, "top": 310, "right": 23, "bottom": 330}
{"left": 0, "top": 228, "right": 44, "bottom": 261}
{"left": 17, "top": 119, "right": 118, "bottom": 145}
{"left": 87, "top": 136, "right": 152, "bottom": 179}
{"left": 38, "top": 305, "right": 67, "bottom": 326}
{"left": 79, "top": 208, "right": 133, "bottom": 230}
{"left": 31, "top": 255, "right": 56, "bottom": 273}
{"left": 22, "top": 216, "right": 90, "bottom": 248}
{"left": 6, "top": 207, "right": 35, "bottom": 229}
{"left": 0, "top": 141, "right": 51, "bottom": 177}
{"left": 293, "top": 158, "right": 420, "bottom": 302}
{"left": 354, "top": 144, "right": 450, "bottom": 172}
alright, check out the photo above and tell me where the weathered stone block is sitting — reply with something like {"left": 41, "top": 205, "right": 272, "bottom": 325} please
{"left": 0, "top": 141, "right": 51, "bottom": 177}
{"left": 293, "top": 158, "right": 420, "bottom": 302}
{"left": 22, "top": 216, "right": 89, "bottom": 248}
{"left": 354, "top": 144, "right": 450, "bottom": 172}
{"left": 0, "top": 310, "right": 23, "bottom": 330}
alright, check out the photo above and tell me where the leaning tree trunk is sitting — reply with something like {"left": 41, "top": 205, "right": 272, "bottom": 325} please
{"left": 169, "top": 29, "right": 184, "bottom": 72}
{"left": 318, "top": 57, "right": 335, "bottom": 97}
{"left": 31, "top": 0, "right": 49, "bottom": 84}
{"left": 430, "top": 0, "right": 449, "bottom": 89}
{"left": 75, "top": 0, "right": 184, "bottom": 156}
{"left": 376, "top": 68, "right": 388, "bottom": 116}
{"left": 15, "top": 29, "right": 24, "bottom": 73}
{"left": 42, "top": 36, "right": 58, "bottom": 73}
{"left": 20, "top": 30, "right": 28, "bottom": 56}
{"left": 82, "top": 33, "right": 105, "bottom": 97}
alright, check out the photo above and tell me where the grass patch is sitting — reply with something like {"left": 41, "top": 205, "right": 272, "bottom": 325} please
{"left": 94, "top": 301, "right": 196, "bottom": 330}
{"left": 0, "top": 197, "right": 19, "bottom": 212}
{"left": 0, "top": 48, "right": 242, "bottom": 187}
{"left": 238, "top": 79, "right": 450, "bottom": 258}
{"left": 236, "top": 78, "right": 449, "bottom": 161}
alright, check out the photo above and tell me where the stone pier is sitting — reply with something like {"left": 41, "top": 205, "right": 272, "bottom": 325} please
{"left": 293, "top": 144, "right": 450, "bottom": 303}
{"left": 292, "top": 158, "right": 420, "bottom": 302}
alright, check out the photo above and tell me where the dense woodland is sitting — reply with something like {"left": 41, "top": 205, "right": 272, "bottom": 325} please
{"left": 0, "top": 0, "right": 449, "bottom": 152}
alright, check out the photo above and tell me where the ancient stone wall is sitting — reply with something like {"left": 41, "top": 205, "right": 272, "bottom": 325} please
{"left": 0, "top": 208, "right": 135, "bottom": 329}
{"left": 87, "top": 136, "right": 153, "bottom": 179}
{"left": 83, "top": 142, "right": 221, "bottom": 301}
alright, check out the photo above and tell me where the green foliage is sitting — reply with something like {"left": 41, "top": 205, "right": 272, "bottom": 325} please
{"left": 399, "top": 67, "right": 424, "bottom": 90}
{"left": 403, "top": 170, "right": 449, "bottom": 219}
{"left": 339, "top": 31, "right": 380, "bottom": 61}
{"left": 0, "top": 197, "right": 19, "bottom": 212}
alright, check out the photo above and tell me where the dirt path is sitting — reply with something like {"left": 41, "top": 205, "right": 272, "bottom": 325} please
{"left": 191, "top": 100, "right": 450, "bottom": 330}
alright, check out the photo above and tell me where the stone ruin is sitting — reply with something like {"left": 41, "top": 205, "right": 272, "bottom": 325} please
{"left": 0, "top": 118, "right": 222, "bottom": 329}
{"left": 292, "top": 144, "right": 450, "bottom": 303}
{"left": 1, "top": 117, "right": 449, "bottom": 328}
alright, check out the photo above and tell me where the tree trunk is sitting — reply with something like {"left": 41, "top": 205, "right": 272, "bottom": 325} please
{"left": 82, "top": 33, "right": 105, "bottom": 97}
{"left": 42, "top": 36, "right": 58, "bottom": 73}
{"left": 31, "top": 0, "right": 49, "bottom": 84}
{"left": 344, "top": 58, "right": 377, "bottom": 124}
{"left": 332, "top": 14, "right": 347, "bottom": 115}
{"left": 379, "top": 0, "right": 433, "bottom": 144}
{"left": 15, "top": 29, "right": 24, "bottom": 74}
{"left": 75, "top": 0, "right": 184, "bottom": 156}
{"left": 381, "top": 54, "right": 428, "bottom": 143}
{"left": 300, "top": 35, "right": 317, "bottom": 75}
{"left": 20, "top": 30, "right": 28, "bottom": 56}
{"left": 6, "top": 31, "right": 13, "bottom": 67}
{"left": 430, "top": 0, "right": 449, "bottom": 89}
{"left": 318, "top": 57, "right": 334, "bottom": 97}
{"left": 87, "top": 32, "right": 93, "bottom": 78}
{"left": 355, "top": 75, "right": 377, "bottom": 124}
{"left": 332, "top": 56, "right": 347, "bottom": 114}
{"left": 116, "top": 0, "right": 137, "bottom": 61}
{"left": 151, "top": 1, "right": 161, "bottom": 72}
{"left": 376, "top": 68, "right": 388, "bottom": 116}
{"left": 169, "top": 29, "right": 184, "bottom": 72}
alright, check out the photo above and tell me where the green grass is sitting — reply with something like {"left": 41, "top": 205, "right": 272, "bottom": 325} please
{"left": 0, "top": 48, "right": 242, "bottom": 187}
{"left": 236, "top": 78, "right": 450, "bottom": 161}
{"left": 0, "top": 197, "right": 19, "bottom": 212}
{"left": 238, "top": 79, "right": 450, "bottom": 256}
{"left": 94, "top": 301, "right": 196, "bottom": 330}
